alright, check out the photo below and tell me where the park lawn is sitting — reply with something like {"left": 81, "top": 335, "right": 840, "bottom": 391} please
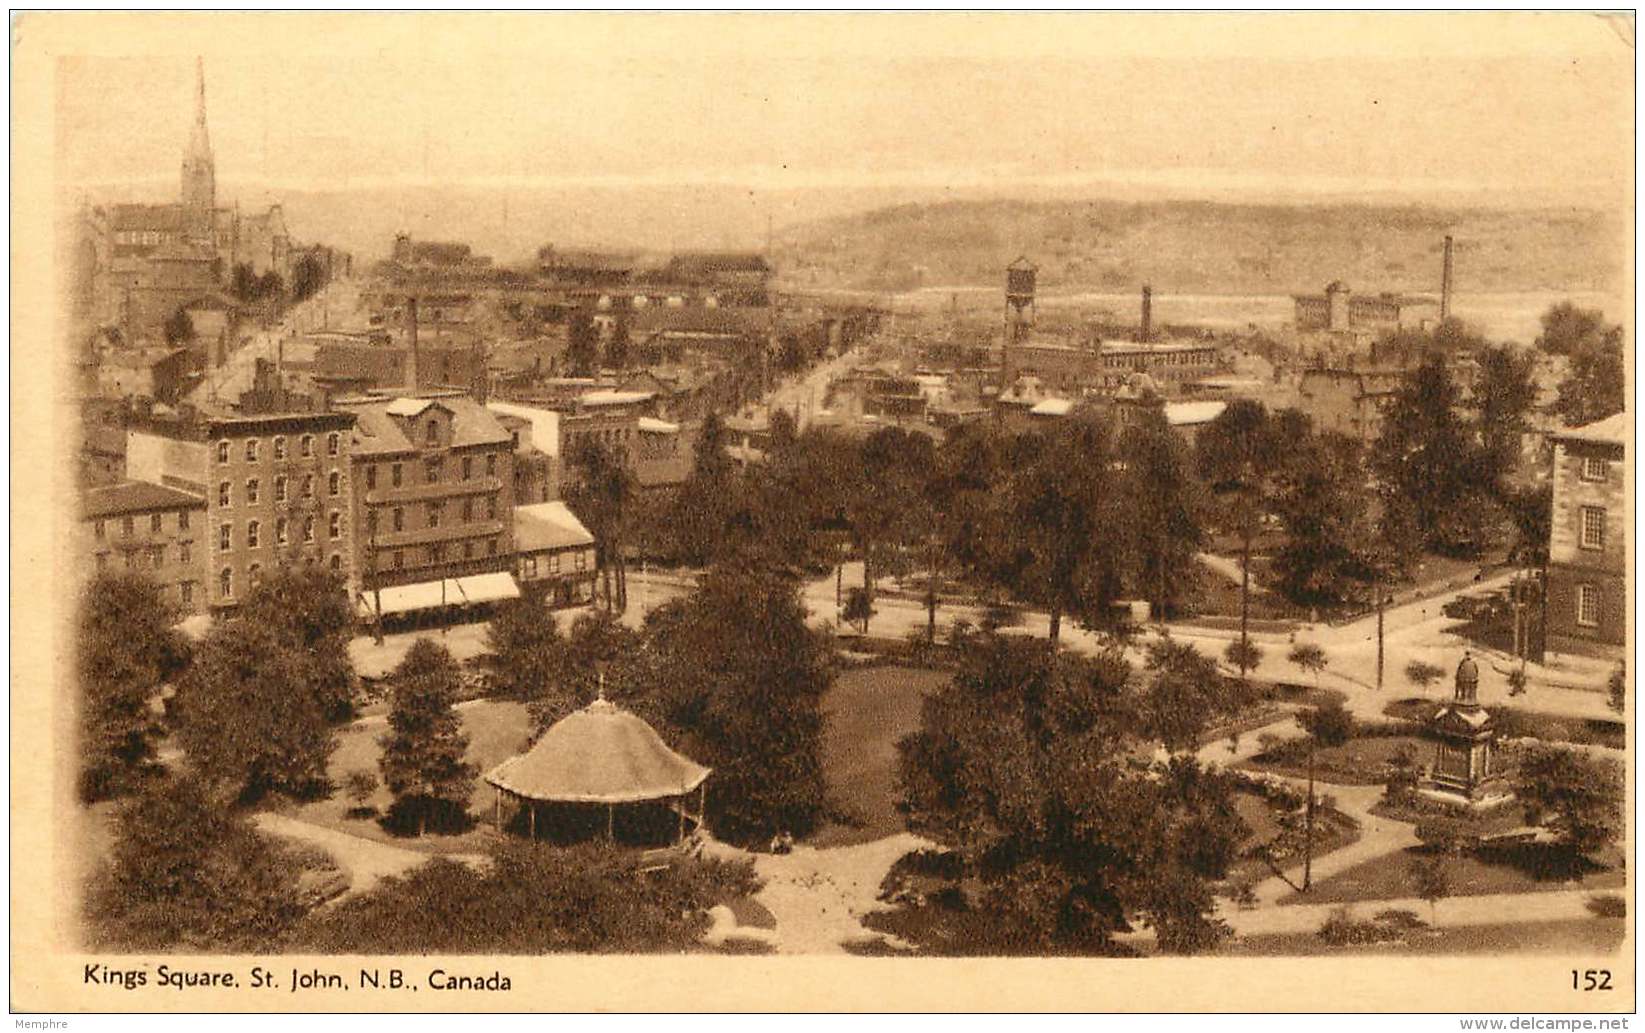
{"left": 809, "top": 664, "right": 952, "bottom": 848}
{"left": 1282, "top": 843, "right": 1628, "bottom": 907}
{"left": 1240, "top": 734, "right": 1431, "bottom": 786}
{"left": 1190, "top": 562, "right": 1310, "bottom": 623}
{"left": 1223, "top": 917, "right": 1625, "bottom": 957}
{"left": 278, "top": 699, "right": 534, "bottom": 854}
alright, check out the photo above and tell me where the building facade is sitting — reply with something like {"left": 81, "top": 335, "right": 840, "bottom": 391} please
{"left": 79, "top": 480, "right": 209, "bottom": 613}
{"left": 1545, "top": 413, "right": 1627, "bottom": 658}
{"left": 126, "top": 408, "right": 359, "bottom": 610}
{"left": 335, "top": 394, "right": 516, "bottom": 597}
{"left": 513, "top": 501, "right": 598, "bottom": 608}
{"left": 1295, "top": 366, "right": 1404, "bottom": 444}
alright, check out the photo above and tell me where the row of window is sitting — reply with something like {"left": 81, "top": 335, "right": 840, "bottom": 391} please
{"left": 218, "top": 554, "right": 343, "bottom": 599}
{"left": 218, "top": 471, "right": 342, "bottom": 507}
{"left": 372, "top": 537, "right": 499, "bottom": 571}
{"left": 92, "top": 509, "right": 191, "bottom": 540}
{"left": 363, "top": 452, "right": 498, "bottom": 490}
{"left": 520, "top": 551, "right": 588, "bottom": 578}
{"left": 94, "top": 543, "right": 189, "bottom": 572}
{"left": 216, "top": 433, "right": 342, "bottom": 464}
{"left": 219, "top": 513, "right": 342, "bottom": 550}
{"left": 365, "top": 495, "right": 500, "bottom": 535}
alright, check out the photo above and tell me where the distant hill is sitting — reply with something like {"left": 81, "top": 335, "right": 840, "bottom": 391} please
{"left": 770, "top": 198, "right": 1624, "bottom": 297}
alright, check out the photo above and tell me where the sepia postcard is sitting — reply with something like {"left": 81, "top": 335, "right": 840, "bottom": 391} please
{"left": 10, "top": 10, "right": 1636, "bottom": 1015}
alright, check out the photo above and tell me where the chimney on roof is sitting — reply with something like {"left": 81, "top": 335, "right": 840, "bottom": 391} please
{"left": 1440, "top": 235, "right": 1454, "bottom": 323}
{"left": 405, "top": 295, "right": 420, "bottom": 391}
{"left": 1139, "top": 285, "right": 1153, "bottom": 344}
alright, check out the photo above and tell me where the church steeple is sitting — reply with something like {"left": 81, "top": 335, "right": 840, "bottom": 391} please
{"left": 180, "top": 56, "right": 216, "bottom": 215}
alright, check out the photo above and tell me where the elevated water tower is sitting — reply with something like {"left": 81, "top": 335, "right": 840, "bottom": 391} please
{"left": 1005, "top": 256, "right": 1037, "bottom": 342}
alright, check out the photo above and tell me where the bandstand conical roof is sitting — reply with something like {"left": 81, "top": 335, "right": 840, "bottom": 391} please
{"left": 484, "top": 699, "right": 710, "bottom": 804}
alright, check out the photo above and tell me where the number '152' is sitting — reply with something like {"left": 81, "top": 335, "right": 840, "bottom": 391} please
{"left": 1573, "top": 970, "right": 1612, "bottom": 991}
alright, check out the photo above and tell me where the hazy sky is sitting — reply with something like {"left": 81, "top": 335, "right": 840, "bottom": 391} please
{"left": 49, "top": 12, "right": 1634, "bottom": 209}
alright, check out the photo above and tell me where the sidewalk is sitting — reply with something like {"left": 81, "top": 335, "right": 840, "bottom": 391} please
{"left": 1225, "top": 887, "right": 1605, "bottom": 938}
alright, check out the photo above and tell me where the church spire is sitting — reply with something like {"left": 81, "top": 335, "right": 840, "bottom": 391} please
{"left": 181, "top": 56, "right": 216, "bottom": 215}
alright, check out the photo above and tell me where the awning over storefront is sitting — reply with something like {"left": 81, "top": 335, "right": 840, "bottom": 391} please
{"left": 357, "top": 572, "right": 521, "bottom": 619}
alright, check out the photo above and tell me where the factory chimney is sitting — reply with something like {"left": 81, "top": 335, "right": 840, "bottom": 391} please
{"left": 1440, "top": 235, "right": 1455, "bottom": 323}
{"left": 1139, "top": 284, "right": 1153, "bottom": 343}
{"left": 405, "top": 295, "right": 420, "bottom": 391}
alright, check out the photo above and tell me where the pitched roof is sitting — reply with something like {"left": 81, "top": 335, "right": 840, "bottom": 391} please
{"left": 514, "top": 501, "right": 595, "bottom": 553}
{"left": 82, "top": 480, "right": 205, "bottom": 519}
{"left": 486, "top": 400, "right": 560, "bottom": 457}
{"left": 342, "top": 394, "right": 513, "bottom": 456}
{"left": 1554, "top": 412, "right": 1629, "bottom": 448}
{"left": 1164, "top": 400, "right": 1228, "bottom": 427}
{"left": 484, "top": 698, "right": 710, "bottom": 804}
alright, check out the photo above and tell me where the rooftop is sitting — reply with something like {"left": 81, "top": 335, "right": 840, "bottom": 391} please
{"left": 486, "top": 400, "right": 561, "bottom": 457}
{"left": 1554, "top": 412, "right": 1629, "bottom": 448}
{"left": 514, "top": 501, "right": 596, "bottom": 553}
{"left": 1164, "top": 400, "right": 1229, "bottom": 427}
{"left": 82, "top": 479, "right": 205, "bottom": 520}
{"left": 339, "top": 394, "right": 513, "bottom": 456}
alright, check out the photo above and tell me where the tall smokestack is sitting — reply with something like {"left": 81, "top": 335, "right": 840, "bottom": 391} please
{"left": 405, "top": 295, "right": 419, "bottom": 391}
{"left": 1440, "top": 235, "right": 1454, "bottom": 323}
{"left": 1140, "top": 284, "right": 1153, "bottom": 343}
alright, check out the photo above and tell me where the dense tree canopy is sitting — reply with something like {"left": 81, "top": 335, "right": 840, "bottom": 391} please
{"left": 1513, "top": 745, "right": 1624, "bottom": 858}
{"left": 1536, "top": 302, "right": 1626, "bottom": 426}
{"left": 77, "top": 574, "right": 190, "bottom": 802}
{"left": 379, "top": 639, "right": 476, "bottom": 835}
{"left": 896, "top": 634, "right": 1245, "bottom": 954}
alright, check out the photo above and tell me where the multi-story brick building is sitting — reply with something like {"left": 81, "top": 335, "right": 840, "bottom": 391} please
{"left": 333, "top": 393, "right": 516, "bottom": 605}
{"left": 1295, "top": 366, "right": 1405, "bottom": 444}
{"left": 1545, "top": 413, "right": 1627, "bottom": 658}
{"left": 79, "top": 480, "right": 209, "bottom": 613}
{"left": 126, "top": 407, "right": 359, "bottom": 610}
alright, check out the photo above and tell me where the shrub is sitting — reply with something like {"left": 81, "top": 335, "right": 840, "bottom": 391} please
{"left": 1587, "top": 894, "right": 1626, "bottom": 918}
{"left": 1298, "top": 699, "right": 1354, "bottom": 747}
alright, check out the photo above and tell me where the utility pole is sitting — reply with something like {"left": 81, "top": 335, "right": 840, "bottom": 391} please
{"left": 1303, "top": 737, "right": 1316, "bottom": 892}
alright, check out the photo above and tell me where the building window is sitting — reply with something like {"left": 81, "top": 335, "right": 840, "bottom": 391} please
{"left": 391, "top": 463, "right": 403, "bottom": 487}
{"left": 245, "top": 439, "right": 259, "bottom": 463}
{"left": 249, "top": 563, "right": 263, "bottom": 589}
{"left": 462, "top": 498, "right": 474, "bottom": 522}
{"left": 95, "top": 553, "right": 108, "bottom": 572}
{"left": 300, "top": 434, "right": 314, "bottom": 458}
{"left": 462, "top": 456, "right": 473, "bottom": 480}
{"left": 219, "top": 524, "right": 232, "bottom": 551}
{"left": 275, "top": 475, "right": 288, "bottom": 502}
{"left": 94, "top": 519, "right": 105, "bottom": 540}
{"left": 575, "top": 550, "right": 587, "bottom": 571}
{"left": 1582, "top": 455, "right": 1609, "bottom": 482}
{"left": 180, "top": 581, "right": 194, "bottom": 605}
{"left": 328, "top": 471, "right": 341, "bottom": 496}
{"left": 1580, "top": 506, "right": 1606, "bottom": 550}
{"left": 121, "top": 516, "right": 134, "bottom": 538}
{"left": 178, "top": 510, "right": 190, "bottom": 531}
{"left": 219, "top": 568, "right": 232, "bottom": 599}
{"left": 302, "top": 475, "right": 314, "bottom": 499}
{"left": 329, "top": 554, "right": 342, "bottom": 572}
{"left": 487, "top": 537, "right": 498, "bottom": 556}
{"left": 463, "top": 541, "right": 474, "bottom": 559}
{"left": 486, "top": 453, "right": 497, "bottom": 476}
{"left": 329, "top": 512, "right": 342, "bottom": 540}
{"left": 150, "top": 546, "right": 164, "bottom": 568}
{"left": 246, "top": 478, "right": 260, "bottom": 505}
{"left": 247, "top": 520, "right": 260, "bottom": 548}
{"left": 549, "top": 553, "right": 561, "bottom": 574}
{"left": 427, "top": 502, "right": 442, "bottom": 528}
{"left": 426, "top": 457, "right": 442, "bottom": 482}
{"left": 486, "top": 496, "right": 497, "bottom": 520}
{"left": 393, "top": 550, "right": 404, "bottom": 569}
{"left": 426, "top": 421, "right": 439, "bottom": 446}
{"left": 274, "top": 436, "right": 287, "bottom": 460}
{"left": 1577, "top": 584, "right": 1600, "bottom": 627}
{"left": 524, "top": 556, "right": 538, "bottom": 578}
{"left": 303, "top": 516, "right": 315, "bottom": 544}
{"left": 366, "top": 465, "right": 377, "bottom": 490}
{"left": 429, "top": 543, "right": 445, "bottom": 564}
{"left": 393, "top": 507, "right": 404, "bottom": 532}
{"left": 218, "top": 481, "right": 231, "bottom": 507}
{"left": 179, "top": 542, "right": 191, "bottom": 566}
{"left": 327, "top": 433, "right": 340, "bottom": 457}
{"left": 276, "top": 517, "right": 289, "bottom": 546}
{"left": 125, "top": 551, "right": 137, "bottom": 570}
{"left": 151, "top": 513, "right": 163, "bottom": 533}
{"left": 216, "top": 440, "right": 230, "bottom": 464}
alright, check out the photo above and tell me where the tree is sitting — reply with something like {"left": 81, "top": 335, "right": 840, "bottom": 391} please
{"left": 997, "top": 416, "right": 1131, "bottom": 647}
{"left": 239, "top": 568, "right": 358, "bottom": 721}
{"left": 1270, "top": 432, "right": 1376, "bottom": 608}
{"left": 1535, "top": 300, "right": 1619, "bottom": 357}
{"left": 290, "top": 253, "right": 327, "bottom": 302}
{"left": 565, "top": 309, "right": 600, "bottom": 375}
{"left": 82, "top": 774, "right": 307, "bottom": 951}
{"left": 842, "top": 586, "right": 874, "bottom": 634}
{"left": 343, "top": 770, "right": 380, "bottom": 818}
{"left": 1121, "top": 407, "right": 1206, "bottom": 620}
{"left": 1555, "top": 335, "right": 1626, "bottom": 426}
{"left": 1607, "top": 661, "right": 1625, "bottom": 715}
{"left": 1410, "top": 852, "right": 1451, "bottom": 923}
{"left": 162, "top": 307, "right": 195, "bottom": 346}
{"left": 670, "top": 411, "right": 737, "bottom": 565}
{"left": 1372, "top": 354, "right": 1501, "bottom": 556}
{"left": 566, "top": 438, "right": 637, "bottom": 611}
{"left": 480, "top": 597, "right": 565, "bottom": 702}
{"left": 1470, "top": 345, "right": 1538, "bottom": 488}
{"left": 173, "top": 618, "right": 336, "bottom": 801}
{"left": 1146, "top": 636, "right": 1248, "bottom": 754}
{"left": 1294, "top": 700, "right": 1353, "bottom": 891}
{"left": 1223, "top": 639, "right": 1264, "bottom": 683}
{"left": 77, "top": 574, "right": 189, "bottom": 802}
{"left": 1405, "top": 660, "right": 1446, "bottom": 693}
{"left": 844, "top": 427, "right": 934, "bottom": 635}
{"left": 606, "top": 314, "right": 631, "bottom": 370}
{"left": 896, "top": 634, "right": 1245, "bottom": 954}
{"left": 379, "top": 639, "right": 476, "bottom": 836}
{"left": 1288, "top": 643, "right": 1328, "bottom": 688}
{"left": 1512, "top": 746, "right": 1624, "bottom": 858}
{"left": 638, "top": 566, "right": 832, "bottom": 843}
